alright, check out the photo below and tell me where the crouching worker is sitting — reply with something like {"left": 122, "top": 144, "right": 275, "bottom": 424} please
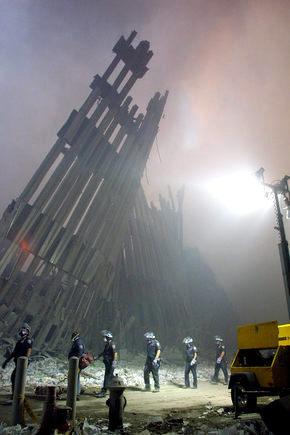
{"left": 143, "top": 331, "right": 161, "bottom": 393}
{"left": 96, "top": 330, "right": 118, "bottom": 398}
{"left": 2, "top": 323, "right": 32, "bottom": 398}
{"left": 68, "top": 331, "right": 85, "bottom": 400}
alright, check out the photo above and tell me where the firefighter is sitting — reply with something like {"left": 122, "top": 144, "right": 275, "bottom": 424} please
{"left": 211, "top": 336, "right": 228, "bottom": 385}
{"left": 183, "top": 337, "right": 198, "bottom": 389}
{"left": 1, "top": 323, "right": 32, "bottom": 397}
{"left": 143, "top": 332, "right": 161, "bottom": 393}
{"left": 96, "top": 330, "right": 118, "bottom": 398}
{"left": 68, "top": 331, "right": 85, "bottom": 399}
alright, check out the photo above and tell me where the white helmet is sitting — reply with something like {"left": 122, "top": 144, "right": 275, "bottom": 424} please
{"left": 215, "top": 335, "right": 223, "bottom": 342}
{"left": 182, "top": 337, "right": 193, "bottom": 345}
{"left": 101, "top": 330, "right": 113, "bottom": 339}
{"left": 144, "top": 332, "right": 155, "bottom": 339}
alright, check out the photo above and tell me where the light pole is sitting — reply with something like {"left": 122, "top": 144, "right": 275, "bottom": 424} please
{"left": 256, "top": 169, "right": 290, "bottom": 318}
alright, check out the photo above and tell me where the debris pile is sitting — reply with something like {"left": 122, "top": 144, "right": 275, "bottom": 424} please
{"left": 0, "top": 415, "right": 273, "bottom": 434}
{"left": 0, "top": 350, "right": 273, "bottom": 434}
{"left": 0, "top": 348, "right": 215, "bottom": 393}
{"left": 142, "top": 415, "right": 271, "bottom": 434}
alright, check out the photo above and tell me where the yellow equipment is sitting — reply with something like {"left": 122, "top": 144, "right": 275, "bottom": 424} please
{"left": 229, "top": 321, "right": 290, "bottom": 411}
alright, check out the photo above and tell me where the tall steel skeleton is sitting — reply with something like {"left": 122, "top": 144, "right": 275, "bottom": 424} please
{"left": 0, "top": 32, "right": 168, "bottom": 349}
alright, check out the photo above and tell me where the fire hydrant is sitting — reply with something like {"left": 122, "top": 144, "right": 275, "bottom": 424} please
{"left": 106, "top": 374, "right": 127, "bottom": 432}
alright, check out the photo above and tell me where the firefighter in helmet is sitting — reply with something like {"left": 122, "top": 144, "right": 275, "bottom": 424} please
{"left": 143, "top": 332, "right": 161, "bottom": 393}
{"left": 96, "top": 330, "right": 118, "bottom": 398}
{"left": 68, "top": 331, "right": 85, "bottom": 400}
{"left": 2, "top": 323, "right": 32, "bottom": 397}
{"left": 211, "top": 335, "right": 228, "bottom": 385}
{"left": 183, "top": 336, "right": 198, "bottom": 388}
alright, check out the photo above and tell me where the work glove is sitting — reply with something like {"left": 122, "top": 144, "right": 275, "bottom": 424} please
{"left": 190, "top": 359, "right": 196, "bottom": 366}
{"left": 153, "top": 358, "right": 158, "bottom": 366}
{"left": 2, "top": 360, "right": 7, "bottom": 369}
{"left": 216, "top": 357, "right": 222, "bottom": 364}
{"left": 112, "top": 360, "right": 117, "bottom": 368}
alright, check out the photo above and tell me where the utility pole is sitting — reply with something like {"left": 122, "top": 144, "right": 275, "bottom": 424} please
{"left": 257, "top": 169, "right": 290, "bottom": 317}
{"left": 271, "top": 179, "right": 290, "bottom": 318}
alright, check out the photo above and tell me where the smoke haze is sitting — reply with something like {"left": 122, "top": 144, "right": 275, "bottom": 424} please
{"left": 0, "top": 0, "right": 289, "bottom": 324}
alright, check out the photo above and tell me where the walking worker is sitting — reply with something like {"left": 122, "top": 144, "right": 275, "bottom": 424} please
{"left": 68, "top": 331, "right": 85, "bottom": 400}
{"left": 2, "top": 323, "right": 32, "bottom": 397}
{"left": 96, "top": 330, "right": 118, "bottom": 398}
{"left": 211, "top": 335, "right": 228, "bottom": 385}
{"left": 143, "top": 331, "right": 161, "bottom": 393}
{"left": 182, "top": 337, "right": 198, "bottom": 389}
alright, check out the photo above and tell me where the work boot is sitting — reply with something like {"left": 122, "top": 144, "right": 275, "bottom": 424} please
{"left": 193, "top": 385, "right": 197, "bottom": 389}
{"left": 183, "top": 386, "right": 190, "bottom": 389}
{"left": 152, "top": 387, "right": 160, "bottom": 393}
{"left": 76, "top": 395, "right": 80, "bottom": 401}
{"left": 142, "top": 385, "right": 151, "bottom": 392}
{"left": 95, "top": 390, "right": 106, "bottom": 398}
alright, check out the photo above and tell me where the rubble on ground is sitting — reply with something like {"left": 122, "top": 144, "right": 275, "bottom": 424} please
{"left": 0, "top": 347, "right": 214, "bottom": 392}
{"left": 0, "top": 346, "right": 273, "bottom": 434}
{"left": 0, "top": 415, "right": 273, "bottom": 434}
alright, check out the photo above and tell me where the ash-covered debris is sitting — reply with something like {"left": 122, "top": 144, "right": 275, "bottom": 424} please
{"left": 0, "top": 343, "right": 214, "bottom": 392}
{"left": 0, "top": 417, "right": 273, "bottom": 435}
{"left": 0, "top": 348, "right": 273, "bottom": 434}
{"left": 134, "top": 416, "right": 272, "bottom": 434}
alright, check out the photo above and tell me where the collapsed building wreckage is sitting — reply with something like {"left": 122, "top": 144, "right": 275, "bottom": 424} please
{"left": 0, "top": 32, "right": 235, "bottom": 355}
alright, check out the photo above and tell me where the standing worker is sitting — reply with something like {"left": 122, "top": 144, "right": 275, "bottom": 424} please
{"left": 182, "top": 337, "right": 198, "bottom": 389}
{"left": 68, "top": 331, "right": 85, "bottom": 400}
{"left": 96, "top": 330, "right": 118, "bottom": 398}
{"left": 143, "top": 332, "right": 161, "bottom": 393}
{"left": 1, "top": 323, "right": 32, "bottom": 398}
{"left": 211, "top": 336, "right": 228, "bottom": 385}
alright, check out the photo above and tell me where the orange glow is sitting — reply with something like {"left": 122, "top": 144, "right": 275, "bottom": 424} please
{"left": 21, "top": 241, "right": 27, "bottom": 251}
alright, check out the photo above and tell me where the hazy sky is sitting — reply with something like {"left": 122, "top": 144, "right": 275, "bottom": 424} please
{"left": 1, "top": 0, "right": 289, "bottom": 324}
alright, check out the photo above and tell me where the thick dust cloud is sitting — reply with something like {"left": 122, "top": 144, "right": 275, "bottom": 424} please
{"left": 0, "top": 0, "right": 289, "bottom": 324}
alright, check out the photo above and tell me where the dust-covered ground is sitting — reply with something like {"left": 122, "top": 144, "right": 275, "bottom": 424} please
{"left": 0, "top": 352, "right": 275, "bottom": 434}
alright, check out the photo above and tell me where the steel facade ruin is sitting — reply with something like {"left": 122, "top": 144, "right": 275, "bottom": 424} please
{"left": 0, "top": 32, "right": 168, "bottom": 349}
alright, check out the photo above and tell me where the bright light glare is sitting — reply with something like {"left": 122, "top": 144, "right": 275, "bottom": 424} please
{"left": 204, "top": 172, "right": 272, "bottom": 215}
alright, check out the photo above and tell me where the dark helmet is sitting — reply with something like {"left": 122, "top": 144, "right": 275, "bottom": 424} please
{"left": 71, "top": 331, "right": 80, "bottom": 341}
{"left": 19, "top": 323, "right": 31, "bottom": 337}
{"left": 22, "top": 323, "right": 31, "bottom": 333}
{"left": 144, "top": 332, "right": 155, "bottom": 339}
{"left": 182, "top": 337, "right": 193, "bottom": 345}
{"left": 101, "top": 330, "right": 113, "bottom": 339}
